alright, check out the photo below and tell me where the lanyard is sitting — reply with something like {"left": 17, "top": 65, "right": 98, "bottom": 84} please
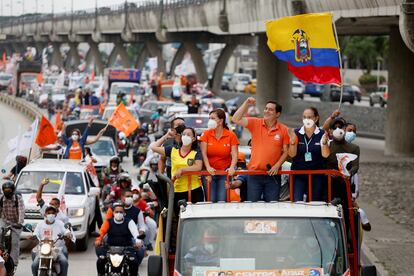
{"left": 303, "top": 134, "right": 314, "bottom": 153}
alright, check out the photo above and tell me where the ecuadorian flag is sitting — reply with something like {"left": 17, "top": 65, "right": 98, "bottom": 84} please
{"left": 266, "top": 13, "right": 341, "bottom": 84}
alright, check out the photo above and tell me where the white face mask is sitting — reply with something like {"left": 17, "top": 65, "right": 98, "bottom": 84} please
{"left": 71, "top": 134, "right": 79, "bottom": 141}
{"left": 132, "top": 194, "right": 139, "bottom": 201}
{"left": 181, "top": 135, "right": 192, "bottom": 146}
{"left": 46, "top": 214, "right": 56, "bottom": 223}
{"left": 332, "top": 127, "right": 345, "bottom": 140}
{"left": 124, "top": 197, "right": 134, "bottom": 206}
{"left": 111, "top": 166, "right": 118, "bottom": 171}
{"left": 114, "top": 212, "right": 124, "bottom": 221}
{"left": 207, "top": 119, "right": 218, "bottom": 129}
{"left": 303, "top": 118, "right": 315, "bottom": 129}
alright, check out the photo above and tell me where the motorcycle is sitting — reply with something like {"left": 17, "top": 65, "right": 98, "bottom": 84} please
{"left": 117, "top": 138, "right": 129, "bottom": 162}
{"left": 103, "top": 246, "right": 135, "bottom": 276}
{"left": 0, "top": 225, "right": 15, "bottom": 276}
{"left": 27, "top": 223, "right": 72, "bottom": 276}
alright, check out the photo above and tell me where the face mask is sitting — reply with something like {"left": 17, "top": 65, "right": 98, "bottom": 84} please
{"left": 204, "top": 243, "right": 217, "bottom": 254}
{"left": 46, "top": 214, "right": 56, "bottom": 223}
{"left": 124, "top": 197, "right": 133, "bottom": 206}
{"left": 114, "top": 212, "right": 124, "bottom": 221}
{"left": 132, "top": 194, "right": 139, "bottom": 201}
{"left": 111, "top": 166, "right": 118, "bottom": 171}
{"left": 303, "top": 118, "right": 315, "bottom": 129}
{"left": 207, "top": 119, "right": 218, "bottom": 129}
{"left": 181, "top": 135, "right": 192, "bottom": 146}
{"left": 175, "top": 124, "right": 186, "bottom": 135}
{"left": 332, "top": 127, "right": 345, "bottom": 140}
{"left": 345, "top": 131, "right": 357, "bottom": 143}
{"left": 71, "top": 134, "right": 79, "bottom": 141}
{"left": 3, "top": 192, "right": 13, "bottom": 199}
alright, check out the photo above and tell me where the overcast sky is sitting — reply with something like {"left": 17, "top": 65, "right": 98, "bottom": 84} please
{"left": 1, "top": 0, "right": 143, "bottom": 16}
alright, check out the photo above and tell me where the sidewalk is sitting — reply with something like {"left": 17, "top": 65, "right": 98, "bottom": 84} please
{"left": 359, "top": 201, "right": 414, "bottom": 276}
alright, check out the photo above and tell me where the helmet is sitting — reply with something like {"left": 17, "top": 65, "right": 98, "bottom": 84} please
{"left": 16, "top": 155, "right": 27, "bottom": 164}
{"left": 2, "top": 181, "right": 15, "bottom": 196}
{"left": 118, "top": 132, "right": 126, "bottom": 139}
{"left": 117, "top": 173, "right": 131, "bottom": 184}
{"left": 112, "top": 201, "right": 125, "bottom": 210}
{"left": 109, "top": 156, "right": 121, "bottom": 165}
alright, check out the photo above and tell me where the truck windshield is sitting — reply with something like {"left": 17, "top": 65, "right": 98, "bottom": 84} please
{"left": 16, "top": 171, "right": 85, "bottom": 195}
{"left": 110, "top": 84, "right": 139, "bottom": 95}
{"left": 177, "top": 218, "right": 346, "bottom": 276}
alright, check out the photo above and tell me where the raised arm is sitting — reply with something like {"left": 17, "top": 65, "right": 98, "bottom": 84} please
{"left": 86, "top": 124, "right": 108, "bottom": 145}
{"left": 287, "top": 128, "right": 298, "bottom": 158}
{"left": 149, "top": 130, "right": 174, "bottom": 156}
{"left": 36, "top": 178, "right": 49, "bottom": 203}
{"left": 322, "top": 109, "right": 340, "bottom": 132}
{"left": 231, "top": 97, "right": 256, "bottom": 128}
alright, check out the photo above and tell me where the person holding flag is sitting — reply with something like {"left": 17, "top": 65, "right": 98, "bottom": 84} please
{"left": 60, "top": 118, "right": 94, "bottom": 160}
{"left": 35, "top": 178, "right": 69, "bottom": 224}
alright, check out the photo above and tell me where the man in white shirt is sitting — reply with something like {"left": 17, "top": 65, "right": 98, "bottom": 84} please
{"left": 36, "top": 179, "right": 69, "bottom": 224}
{"left": 32, "top": 206, "right": 74, "bottom": 276}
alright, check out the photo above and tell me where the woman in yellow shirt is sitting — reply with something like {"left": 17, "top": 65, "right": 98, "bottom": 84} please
{"left": 151, "top": 127, "right": 204, "bottom": 215}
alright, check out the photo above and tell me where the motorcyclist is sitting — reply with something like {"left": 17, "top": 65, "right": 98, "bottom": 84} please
{"left": 132, "top": 128, "right": 150, "bottom": 167}
{"left": 109, "top": 173, "right": 132, "bottom": 201}
{"left": 2, "top": 155, "right": 27, "bottom": 181}
{"left": 101, "top": 156, "right": 124, "bottom": 187}
{"left": 36, "top": 178, "right": 69, "bottom": 224}
{"left": 95, "top": 203, "right": 144, "bottom": 276}
{"left": 31, "top": 206, "right": 74, "bottom": 276}
{"left": 0, "top": 181, "right": 25, "bottom": 268}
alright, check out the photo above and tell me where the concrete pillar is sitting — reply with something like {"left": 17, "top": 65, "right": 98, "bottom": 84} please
{"left": 183, "top": 42, "right": 208, "bottom": 83}
{"left": 50, "top": 43, "right": 63, "bottom": 68}
{"left": 86, "top": 42, "right": 104, "bottom": 76}
{"left": 146, "top": 41, "right": 166, "bottom": 74}
{"left": 211, "top": 43, "right": 237, "bottom": 95}
{"left": 385, "top": 27, "right": 414, "bottom": 156}
{"left": 169, "top": 44, "right": 185, "bottom": 75}
{"left": 256, "top": 34, "right": 291, "bottom": 113}
{"left": 108, "top": 42, "right": 131, "bottom": 68}
{"left": 135, "top": 45, "right": 149, "bottom": 69}
{"left": 65, "top": 42, "right": 80, "bottom": 70}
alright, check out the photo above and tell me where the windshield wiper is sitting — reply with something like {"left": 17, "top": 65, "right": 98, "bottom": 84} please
{"left": 309, "top": 219, "right": 323, "bottom": 269}
{"left": 17, "top": 188, "right": 35, "bottom": 193}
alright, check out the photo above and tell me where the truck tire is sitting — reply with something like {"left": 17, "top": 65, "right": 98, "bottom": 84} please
{"left": 380, "top": 99, "right": 386, "bottom": 108}
{"left": 369, "top": 98, "right": 374, "bottom": 107}
{"left": 76, "top": 231, "right": 89, "bottom": 251}
{"left": 148, "top": 255, "right": 163, "bottom": 276}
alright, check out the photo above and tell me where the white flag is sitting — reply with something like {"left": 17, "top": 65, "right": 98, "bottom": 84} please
{"left": 3, "top": 125, "right": 22, "bottom": 165}
{"left": 57, "top": 173, "right": 67, "bottom": 215}
{"left": 336, "top": 153, "right": 358, "bottom": 176}
{"left": 19, "top": 118, "right": 39, "bottom": 151}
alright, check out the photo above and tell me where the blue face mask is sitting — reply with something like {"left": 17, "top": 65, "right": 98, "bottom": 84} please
{"left": 345, "top": 132, "right": 357, "bottom": 143}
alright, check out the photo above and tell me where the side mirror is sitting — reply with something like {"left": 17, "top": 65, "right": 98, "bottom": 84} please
{"left": 89, "top": 187, "right": 101, "bottom": 197}
{"left": 64, "top": 222, "right": 72, "bottom": 230}
{"left": 361, "top": 265, "right": 377, "bottom": 276}
{"left": 147, "top": 255, "right": 163, "bottom": 276}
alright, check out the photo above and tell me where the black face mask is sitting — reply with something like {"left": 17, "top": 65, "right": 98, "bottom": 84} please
{"left": 175, "top": 125, "right": 186, "bottom": 135}
{"left": 3, "top": 192, "right": 13, "bottom": 199}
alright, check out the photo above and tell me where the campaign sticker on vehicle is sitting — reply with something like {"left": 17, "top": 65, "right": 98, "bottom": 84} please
{"left": 280, "top": 268, "right": 323, "bottom": 276}
{"left": 205, "top": 270, "right": 278, "bottom": 276}
{"left": 244, "top": 220, "right": 277, "bottom": 234}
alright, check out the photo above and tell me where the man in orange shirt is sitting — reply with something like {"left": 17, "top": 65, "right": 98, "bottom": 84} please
{"left": 232, "top": 97, "right": 289, "bottom": 202}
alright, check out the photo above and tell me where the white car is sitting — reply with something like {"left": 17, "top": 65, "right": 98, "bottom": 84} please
{"left": 109, "top": 82, "right": 140, "bottom": 104}
{"left": 88, "top": 136, "right": 118, "bottom": 176}
{"left": 16, "top": 159, "right": 100, "bottom": 251}
{"left": 292, "top": 80, "right": 304, "bottom": 99}
{"left": 229, "top": 73, "right": 252, "bottom": 92}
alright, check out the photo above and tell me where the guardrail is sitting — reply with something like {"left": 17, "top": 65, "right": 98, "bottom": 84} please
{"left": 0, "top": 93, "right": 43, "bottom": 121}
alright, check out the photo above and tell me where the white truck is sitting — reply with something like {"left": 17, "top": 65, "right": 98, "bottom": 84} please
{"left": 16, "top": 159, "right": 100, "bottom": 251}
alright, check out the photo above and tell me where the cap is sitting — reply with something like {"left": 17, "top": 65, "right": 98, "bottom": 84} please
{"left": 330, "top": 117, "right": 347, "bottom": 129}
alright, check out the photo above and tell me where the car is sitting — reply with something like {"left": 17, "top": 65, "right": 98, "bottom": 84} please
{"left": 244, "top": 79, "right": 257, "bottom": 94}
{"left": 0, "top": 73, "right": 13, "bottom": 91}
{"left": 165, "top": 103, "right": 188, "bottom": 117}
{"left": 50, "top": 87, "right": 68, "bottom": 108}
{"left": 16, "top": 159, "right": 101, "bottom": 251}
{"left": 175, "top": 113, "right": 209, "bottom": 136}
{"left": 79, "top": 106, "right": 101, "bottom": 120}
{"left": 292, "top": 80, "right": 304, "bottom": 99}
{"left": 320, "top": 84, "right": 355, "bottom": 104}
{"left": 369, "top": 84, "right": 388, "bottom": 107}
{"left": 36, "top": 84, "right": 54, "bottom": 108}
{"left": 229, "top": 73, "right": 252, "bottom": 92}
{"left": 139, "top": 101, "right": 175, "bottom": 124}
{"left": 199, "top": 97, "right": 226, "bottom": 110}
{"left": 88, "top": 136, "right": 118, "bottom": 177}
{"left": 351, "top": 85, "right": 362, "bottom": 102}
{"left": 108, "top": 82, "right": 140, "bottom": 105}
{"left": 221, "top": 73, "right": 233, "bottom": 91}
{"left": 304, "top": 83, "right": 324, "bottom": 97}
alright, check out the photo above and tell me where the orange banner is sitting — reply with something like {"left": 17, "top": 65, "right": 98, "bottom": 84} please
{"left": 108, "top": 102, "right": 139, "bottom": 136}
{"left": 35, "top": 115, "right": 58, "bottom": 147}
{"left": 55, "top": 111, "right": 63, "bottom": 132}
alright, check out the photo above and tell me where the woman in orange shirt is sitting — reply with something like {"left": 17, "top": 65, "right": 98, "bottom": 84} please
{"left": 200, "top": 109, "right": 239, "bottom": 202}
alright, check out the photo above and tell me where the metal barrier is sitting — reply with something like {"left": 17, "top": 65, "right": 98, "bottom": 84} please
{"left": 0, "top": 93, "right": 43, "bottom": 120}
{"left": 180, "top": 169, "right": 358, "bottom": 275}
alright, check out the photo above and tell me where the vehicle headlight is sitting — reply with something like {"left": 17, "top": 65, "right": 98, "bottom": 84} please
{"left": 40, "top": 243, "right": 52, "bottom": 255}
{"left": 109, "top": 254, "right": 124, "bottom": 268}
{"left": 68, "top": 207, "right": 85, "bottom": 218}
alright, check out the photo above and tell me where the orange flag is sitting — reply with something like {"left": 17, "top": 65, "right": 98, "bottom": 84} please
{"left": 108, "top": 103, "right": 139, "bottom": 136}
{"left": 55, "top": 111, "right": 63, "bottom": 132}
{"left": 35, "top": 115, "right": 58, "bottom": 147}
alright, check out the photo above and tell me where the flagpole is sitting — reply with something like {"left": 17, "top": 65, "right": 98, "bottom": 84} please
{"left": 27, "top": 117, "right": 39, "bottom": 163}
{"left": 332, "top": 16, "right": 344, "bottom": 110}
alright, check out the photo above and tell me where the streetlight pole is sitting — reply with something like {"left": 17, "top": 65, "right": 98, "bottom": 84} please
{"left": 376, "top": 56, "right": 383, "bottom": 88}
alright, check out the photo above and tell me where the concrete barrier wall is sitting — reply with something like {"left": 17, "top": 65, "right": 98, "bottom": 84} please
{"left": 0, "top": 94, "right": 43, "bottom": 121}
